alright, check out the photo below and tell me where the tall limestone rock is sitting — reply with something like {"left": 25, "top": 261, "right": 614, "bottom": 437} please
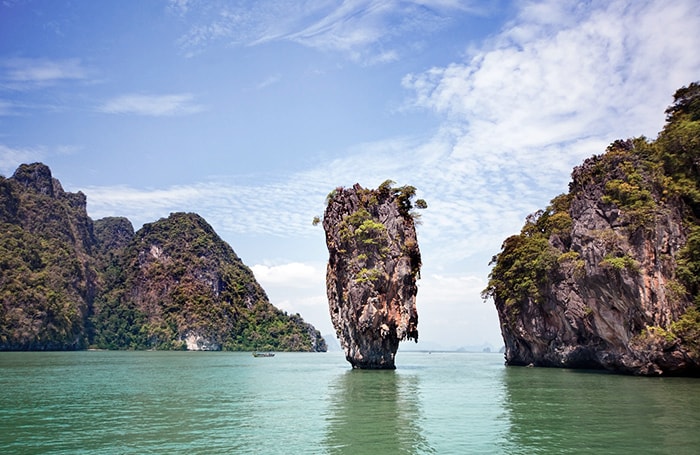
{"left": 322, "top": 181, "right": 426, "bottom": 369}
{"left": 484, "top": 83, "right": 700, "bottom": 376}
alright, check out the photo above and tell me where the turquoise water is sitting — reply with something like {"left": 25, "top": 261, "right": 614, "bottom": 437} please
{"left": 1, "top": 351, "right": 699, "bottom": 454}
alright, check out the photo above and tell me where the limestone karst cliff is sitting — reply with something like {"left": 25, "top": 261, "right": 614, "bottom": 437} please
{"left": 0, "top": 163, "right": 96, "bottom": 349}
{"left": 322, "top": 181, "right": 425, "bottom": 369}
{"left": 0, "top": 163, "right": 326, "bottom": 352}
{"left": 93, "top": 212, "right": 326, "bottom": 351}
{"left": 484, "top": 83, "right": 700, "bottom": 376}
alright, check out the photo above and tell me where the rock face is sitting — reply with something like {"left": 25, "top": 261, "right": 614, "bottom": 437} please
{"left": 484, "top": 84, "right": 700, "bottom": 376}
{"left": 95, "top": 212, "right": 326, "bottom": 352}
{"left": 0, "top": 163, "right": 326, "bottom": 352}
{"left": 323, "top": 182, "right": 424, "bottom": 369}
{"left": 0, "top": 163, "right": 96, "bottom": 350}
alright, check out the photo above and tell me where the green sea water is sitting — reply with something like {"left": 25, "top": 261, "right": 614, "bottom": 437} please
{"left": 1, "top": 350, "right": 699, "bottom": 454}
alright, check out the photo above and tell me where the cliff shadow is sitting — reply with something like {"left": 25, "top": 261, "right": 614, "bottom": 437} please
{"left": 324, "top": 368, "right": 433, "bottom": 454}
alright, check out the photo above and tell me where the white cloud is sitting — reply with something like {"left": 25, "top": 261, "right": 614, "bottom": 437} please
{"left": 98, "top": 93, "right": 204, "bottom": 116}
{"left": 0, "top": 100, "right": 15, "bottom": 116}
{"left": 0, "top": 143, "right": 82, "bottom": 177}
{"left": 0, "top": 144, "right": 46, "bottom": 176}
{"left": 256, "top": 74, "right": 282, "bottom": 90}
{"left": 251, "top": 262, "right": 324, "bottom": 289}
{"left": 398, "top": 0, "right": 700, "bottom": 257}
{"left": 0, "top": 58, "right": 88, "bottom": 85}
{"left": 175, "top": 0, "right": 485, "bottom": 63}
{"left": 167, "top": 0, "right": 192, "bottom": 16}
{"left": 251, "top": 260, "right": 333, "bottom": 335}
{"left": 419, "top": 273, "right": 486, "bottom": 303}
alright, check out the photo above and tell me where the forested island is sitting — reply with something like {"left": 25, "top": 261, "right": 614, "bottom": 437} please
{"left": 484, "top": 83, "right": 700, "bottom": 376}
{"left": 0, "top": 163, "right": 326, "bottom": 352}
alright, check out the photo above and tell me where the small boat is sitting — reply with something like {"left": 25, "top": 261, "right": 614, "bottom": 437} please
{"left": 252, "top": 352, "right": 275, "bottom": 357}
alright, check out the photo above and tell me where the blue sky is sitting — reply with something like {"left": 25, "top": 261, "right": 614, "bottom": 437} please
{"left": 1, "top": 0, "right": 699, "bottom": 350}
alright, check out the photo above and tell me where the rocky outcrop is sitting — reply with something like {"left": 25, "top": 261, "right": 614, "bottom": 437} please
{"left": 93, "top": 217, "right": 134, "bottom": 255}
{"left": 485, "top": 84, "right": 700, "bottom": 376}
{"left": 0, "top": 163, "right": 97, "bottom": 350}
{"left": 96, "top": 212, "right": 326, "bottom": 352}
{"left": 0, "top": 163, "right": 326, "bottom": 352}
{"left": 323, "top": 182, "right": 425, "bottom": 369}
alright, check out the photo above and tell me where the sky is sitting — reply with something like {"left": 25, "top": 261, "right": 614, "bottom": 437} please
{"left": 1, "top": 0, "right": 699, "bottom": 351}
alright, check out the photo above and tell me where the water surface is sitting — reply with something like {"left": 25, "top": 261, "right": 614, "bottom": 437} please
{"left": 1, "top": 351, "right": 698, "bottom": 454}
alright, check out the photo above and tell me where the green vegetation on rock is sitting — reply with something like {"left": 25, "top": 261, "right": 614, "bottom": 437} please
{"left": 481, "top": 194, "right": 570, "bottom": 308}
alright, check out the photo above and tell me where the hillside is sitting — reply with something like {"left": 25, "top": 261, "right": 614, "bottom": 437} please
{"left": 483, "top": 83, "right": 700, "bottom": 375}
{"left": 0, "top": 163, "right": 325, "bottom": 352}
{"left": 0, "top": 164, "right": 96, "bottom": 349}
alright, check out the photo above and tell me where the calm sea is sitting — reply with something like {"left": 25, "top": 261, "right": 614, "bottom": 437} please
{"left": 1, "top": 350, "right": 699, "bottom": 454}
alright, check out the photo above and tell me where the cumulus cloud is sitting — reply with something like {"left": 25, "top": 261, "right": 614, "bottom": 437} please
{"left": 98, "top": 93, "right": 204, "bottom": 116}
{"left": 397, "top": 0, "right": 700, "bottom": 258}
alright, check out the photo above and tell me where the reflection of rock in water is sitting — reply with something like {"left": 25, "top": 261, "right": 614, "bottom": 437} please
{"left": 501, "top": 367, "right": 700, "bottom": 452}
{"left": 325, "top": 370, "right": 434, "bottom": 454}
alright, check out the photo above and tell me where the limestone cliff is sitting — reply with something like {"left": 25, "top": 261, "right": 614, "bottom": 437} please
{"left": 484, "top": 83, "right": 700, "bottom": 376}
{"left": 95, "top": 212, "right": 326, "bottom": 352}
{"left": 0, "top": 163, "right": 96, "bottom": 349}
{"left": 323, "top": 181, "right": 425, "bottom": 369}
{"left": 0, "top": 163, "right": 326, "bottom": 352}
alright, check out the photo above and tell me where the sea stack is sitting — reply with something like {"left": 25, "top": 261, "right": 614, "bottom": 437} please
{"left": 322, "top": 181, "right": 426, "bottom": 369}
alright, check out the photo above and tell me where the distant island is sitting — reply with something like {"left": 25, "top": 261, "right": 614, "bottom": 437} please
{"left": 0, "top": 163, "right": 326, "bottom": 352}
{"left": 484, "top": 82, "right": 700, "bottom": 376}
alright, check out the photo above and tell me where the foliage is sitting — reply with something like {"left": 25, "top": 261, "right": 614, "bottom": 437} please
{"left": 670, "top": 306, "right": 700, "bottom": 358}
{"left": 483, "top": 233, "right": 559, "bottom": 307}
{"left": 483, "top": 195, "right": 571, "bottom": 307}
{"left": 377, "top": 180, "right": 428, "bottom": 218}
{"left": 596, "top": 139, "right": 666, "bottom": 229}
{"left": 658, "top": 83, "right": 700, "bottom": 217}
{"left": 600, "top": 254, "right": 640, "bottom": 273}
{"left": 328, "top": 181, "right": 425, "bottom": 285}
{"left": 665, "top": 81, "right": 700, "bottom": 123}
{"left": 675, "top": 226, "right": 700, "bottom": 305}
{"left": 354, "top": 219, "right": 387, "bottom": 245}
{"left": 354, "top": 267, "right": 383, "bottom": 284}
